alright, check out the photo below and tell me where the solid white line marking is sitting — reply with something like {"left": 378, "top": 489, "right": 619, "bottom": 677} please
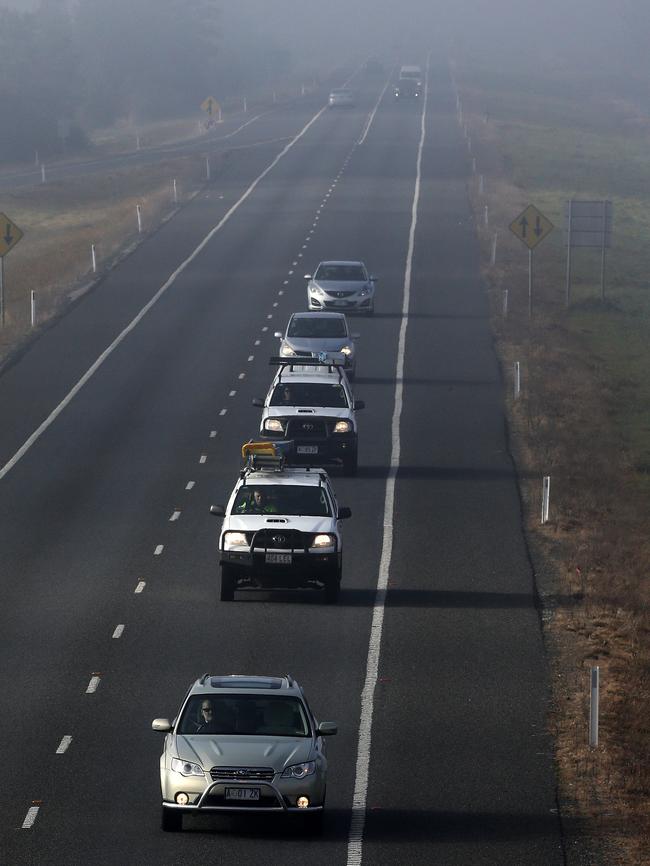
{"left": 346, "top": 53, "right": 430, "bottom": 866}
{"left": 22, "top": 806, "right": 40, "bottom": 829}
{"left": 86, "top": 675, "right": 101, "bottom": 694}
{"left": 358, "top": 70, "right": 394, "bottom": 146}
{"left": 170, "top": 510, "right": 181, "bottom": 520}
{"left": 112, "top": 624, "right": 125, "bottom": 639}
{"left": 238, "top": 372, "right": 245, "bottom": 379}
{"left": 219, "top": 408, "right": 227, "bottom": 416}
{"left": 56, "top": 735, "right": 73, "bottom": 754}
{"left": 185, "top": 481, "right": 195, "bottom": 490}
{"left": 135, "top": 580, "right": 146, "bottom": 593}
{"left": 0, "top": 103, "right": 328, "bottom": 484}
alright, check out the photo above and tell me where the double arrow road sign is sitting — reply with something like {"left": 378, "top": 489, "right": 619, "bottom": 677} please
{"left": 0, "top": 213, "right": 23, "bottom": 258}
{"left": 509, "top": 204, "right": 553, "bottom": 250}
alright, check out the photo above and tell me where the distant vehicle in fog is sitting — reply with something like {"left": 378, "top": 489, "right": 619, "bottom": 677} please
{"left": 399, "top": 65, "right": 423, "bottom": 87}
{"left": 328, "top": 88, "right": 355, "bottom": 108}
{"left": 394, "top": 78, "right": 420, "bottom": 99}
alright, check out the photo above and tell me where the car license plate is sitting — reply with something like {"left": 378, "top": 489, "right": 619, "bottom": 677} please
{"left": 225, "top": 787, "right": 260, "bottom": 801}
{"left": 297, "top": 445, "right": 318, "bottom": 454}
{"left": 334, "top": 299, "right": 348, "bottom": 306}
{"left": 266, "top": 552, "right": 292, "bottom": 564}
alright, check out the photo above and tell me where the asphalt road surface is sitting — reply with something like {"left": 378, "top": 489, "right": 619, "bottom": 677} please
{"left": 0, "top": 57, "right": 565, "bottom": 866}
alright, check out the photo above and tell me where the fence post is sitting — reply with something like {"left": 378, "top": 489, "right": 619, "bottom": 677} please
{"left": 30, "top": 291, "right": 36, "bottom": 327}
{"left": 589, "top": 667, "right": 600, "bottom": 747}
{"left": 541, "top": 476, "right": 551, "bottom": 524}
{"left": 136, "top": 204, "right": 142, "bottom": 234}
{"left": 91, "top": 244, "right": 97, "bottom": 273}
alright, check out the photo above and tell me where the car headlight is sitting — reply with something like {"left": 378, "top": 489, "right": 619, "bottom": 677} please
{"left": 281, "top": 761, "right": 316, "bottom": 779}
{"left": 358, "top": 286, "right": 371, "bottom": 296}
{"left": 333, "top": 420, "right": 352, "bottom": 433}
{"left": 223, "top": 531, "right": 248, "bottom": 550}
{"left": 310, "top": 285, "right": 325, "bottom": 297}
{"left": 171, "top": 758, "right": 205, "bottom": 777}
{"left": 311, "top": 533, "right": 336, "bottom": 549}
{"left": 340, "top": 346, "right": 352, "bottom": 356}
{"left": 280, "top": 344, "right": 296, "bottom": 357}
{"left": 263, "top": 418, "right": 285, "bottom": 433}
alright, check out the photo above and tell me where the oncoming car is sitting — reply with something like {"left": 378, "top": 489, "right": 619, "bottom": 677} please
{"left": 305, "top": 261, "right": 377, "bottom": 314}
{"left": 210, "top": 444, "right": 352, "bottom": 601}
{"left": 252, "top": 357, "right": 364, "bottom": 475}
{"left": 274, "top": 312, "right": 359, "bottom": 379}
{"left": 152, "top": 674, "right": 337, "bottom": 833}
{"left": 328, "top": 88, "right": 355, "bottom": 107}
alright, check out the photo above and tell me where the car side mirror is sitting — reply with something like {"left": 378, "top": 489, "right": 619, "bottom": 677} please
{"left": 304, "top": 274, "right": 312, "bottom": 279}
{"left": 252, "top": 397, "right": 264, "bottom": 408}
{"left": 152, "top": 718, "right": 173, "bottom": 733}
{"left": 210, "top": 504, "right": 226, "bottom": 517}
{"left": 317, "top": 721, "right": 338, "bottom": 736}
{"left": 273, "top": 331, "right": 283, "bottom": 339}
{"left": 354, "top": 400, "right": 365, "bottom": 410}
{"left": 338, "top": 506, "right": 352, "bottom": 519}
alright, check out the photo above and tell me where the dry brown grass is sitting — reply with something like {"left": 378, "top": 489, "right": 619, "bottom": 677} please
{"left": 0, "top": 153, "right": 212, "bottom": 365}
{"left": 463, "top": 87, "right": 650, "bottom": 863}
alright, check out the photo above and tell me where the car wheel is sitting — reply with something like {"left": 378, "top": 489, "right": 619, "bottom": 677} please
{"left": 161, "top": 807, "right": 183, "bottom": 832}
{"left": 220, "top": 566, "right": 236, "bottom": 602}
{"left": 342, "top": 451, "right": 358, "bottom": 477}
{"left": 323, "top": 574, "right": 340, "bottom": 604}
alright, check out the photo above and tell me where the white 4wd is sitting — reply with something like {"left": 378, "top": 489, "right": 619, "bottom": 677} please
{"left": 210, "top": 451, "right": 351, "bottom": 603}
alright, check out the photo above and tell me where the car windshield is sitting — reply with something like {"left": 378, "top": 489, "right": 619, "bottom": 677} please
{"left": 178, "top": 694, "right": 311, "bottom": 737}
{"left": 232, "top": 484, "right": 332, "bottom": 516}
{"left": 269, "top": 382, "right": 348, "bottom": 408}
{"left": 315, "top": 264, "right": 366, "bottom": 282}
{"left": 287, "top": 317, "right": 347, "bottom": 338}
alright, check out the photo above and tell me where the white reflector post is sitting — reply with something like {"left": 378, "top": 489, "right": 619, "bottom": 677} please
{"left": 30, "top": 291, "right": 36, "bottom": 327}
{"left": 541, "top": 476, "right": 551, "bottom": 524}
{"left": 589, "top": 666, "right": 600, "bottom": 747}
{"left": 514, "top": 361, "right": 521, "bottom": 400}
{"left": 484, "top": 205, "right": 488, "bottom": 227}
{"left": 136, "top": 204, "right": 142, "bottom": 234}
{"left": 502, "top": 289, "right": 508, "bottom": 318}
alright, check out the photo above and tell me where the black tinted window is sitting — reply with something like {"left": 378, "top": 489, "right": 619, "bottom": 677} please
{"left": 233, "top": 484, "right": 331, "bottom": 516}
{"left": 287, "top": 317, "right": 347, "bottom": 338}
{"left": 270, "top": 383, "right": 348, "bottom": 408}
{"left": 179, "top": 695, "right": 310, "bottom": 737}
{"left": 315, "top": 265, "right": 366, "bottom": 282}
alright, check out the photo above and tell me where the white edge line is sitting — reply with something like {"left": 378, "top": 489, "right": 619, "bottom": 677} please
{"left": 0, "top": 103, "right": 328, "bottom": 483}
{"left": 346, "top": 52, "right": 430, "bottom": 866}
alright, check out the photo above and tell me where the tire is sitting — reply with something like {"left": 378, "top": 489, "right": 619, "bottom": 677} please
{"left": 161, "top": 806, "right": 183, "bottom": 832}
{"left": 323, "top": 574, "right": 340, "bottom": 604}
{"left": 220, "top": 565, "right": 236, "bottom": 602}
{"left": 342, "top": 451, "right": 358, "bottom": 477}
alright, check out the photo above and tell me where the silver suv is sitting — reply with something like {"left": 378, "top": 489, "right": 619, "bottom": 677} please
{"left": 210, "top": 448, "right": 351, "bottom": 602}
{"left": 152, "top": 674, "right": 337, "bottom": 833}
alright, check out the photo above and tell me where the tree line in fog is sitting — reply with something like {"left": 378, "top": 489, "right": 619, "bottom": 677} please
{"left": 0, "top": 0, "right": 290, "bottom": 161}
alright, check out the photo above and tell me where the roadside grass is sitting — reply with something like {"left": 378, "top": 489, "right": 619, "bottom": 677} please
{"left": 0, "top": 154, "right": 206, "bottom": 365}
{"left": 460, "top": 63, "right": 650, "bottom": 864}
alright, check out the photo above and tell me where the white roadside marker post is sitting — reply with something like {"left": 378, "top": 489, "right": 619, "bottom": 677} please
{"left": 502, "top": 289, "right": 508, "bottom": 318}
{"left": 479, "top": 174, "right": 484, "bottom": 195}
{"left": 173, "top": 178, "right": 178, "bottom": 204}
{"left": 91, "top": 243, "right": 97, "bottom": 273}
{"left": 514, "top": 361, "right": 521, "bottom": 399}
{"left": 484, "top": 205, "right": 489, "bottom": 227}
{"left": 30, "top": 291, "right": 36, "bottom": 327}
{"left": 41, "top": 163, "right": 46, "bottom": 184}
{"left": 136, "top": 204, "right": 142, "bottom": 234}
{"left": 589, "top": 666, "right": 600, "bottom": 747}
{"left": 206, "top": 156, "right": 211, "bottom": 180}
{"left": 491, "top": 232, "right": 498, "bottom": 265}
{"left": 541, "top": 476, "right": 551, "bottom": 524}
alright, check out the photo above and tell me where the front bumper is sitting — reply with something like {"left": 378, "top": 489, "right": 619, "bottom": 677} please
{"left": 221, "top": 550, "right": 339, "bottom": 583}
{"left": 308, "top": 294, "right": 373, "bottom": 312}
{"left": 258, "top": 432, "right": 357, "bottom": 464}
{"left": 162, "top": 776, "right": 325, "bottom": 813}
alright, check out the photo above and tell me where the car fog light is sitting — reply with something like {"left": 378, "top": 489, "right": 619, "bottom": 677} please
{"left": 175, "top": 792, "right": 189, "bottom": 805}
{"left": 296, "top": 796, "right": 310, "bottom": 809}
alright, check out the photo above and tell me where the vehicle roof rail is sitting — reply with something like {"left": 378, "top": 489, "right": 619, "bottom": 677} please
{"left": 199, "top": 672, "right": 211, "bottom": 684}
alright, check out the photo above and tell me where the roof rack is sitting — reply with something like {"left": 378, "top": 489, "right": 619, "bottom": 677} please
{"left": 269, "top": 355, "right": 346, "bottom": 384}
{"left": 285, "top": 673, "right": 295, "bottom": 687}
{"left": 199, "top": 672, "right": 211, "bottom": 684}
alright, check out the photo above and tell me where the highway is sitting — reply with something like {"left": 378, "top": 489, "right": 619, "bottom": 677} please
{"left": 0, "top": 57, "right": 565, "bottom": 865}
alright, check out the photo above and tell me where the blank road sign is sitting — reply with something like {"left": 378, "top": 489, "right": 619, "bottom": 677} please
{"left": 564, "top": 200, "right": 613, "bottom": 248}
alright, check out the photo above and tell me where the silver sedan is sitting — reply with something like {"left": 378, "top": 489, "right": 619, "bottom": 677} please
{"left": 274, "top": 311, "right": 359, "bottom": 378}
{"left": 305, "top": 260, "right": 377, "bottom": 315}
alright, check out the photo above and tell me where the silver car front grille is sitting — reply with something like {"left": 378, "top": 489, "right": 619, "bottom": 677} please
{"left": 210, "top": 766, "right": 275, "bottom": 782}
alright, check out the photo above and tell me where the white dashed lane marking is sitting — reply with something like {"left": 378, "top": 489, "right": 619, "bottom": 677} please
{"left": 254, "top": 340, "right": 260, "bottom": 346}
{"left": 86, "top": 674, "right": 101, "bottom": 694}
{"left": 185, "top": 481, "right": 195, "bottom": 490}
{"left": 248, "top": 355, "right": 254, "bottom": 361}
{"left": 199, "top": 455, "right": 207, "bottom": 464}
{"left": 22, "top": 805, "right": 40, "bottom": 829}
{"left": 56, "top": 736, "right": 73, "bottom": 754}
{"left": 112, "top": 624, "right": 125, "bottom": 639}
{"left": 229, "top": 391, "right": 236, "bottom": 397}
{"left": 210, "top": 430, "right": 217, "bottom": 438}
{"left": 135, "top": 580, "right": 146, "bottom": 593}
{"left": 219, "top": 408, "right": 227, "bottom": 416}
{"left": 262, "top": 326, "right": 268, "bottom": 332}
{"left": 170, "top": 510, "right": 181, "bottom": 520}
{"left": 239, "top": 373, "right": 246, "bottom": 379}
{"left": 154, "top": 544, "right": 164, "bottom": 555}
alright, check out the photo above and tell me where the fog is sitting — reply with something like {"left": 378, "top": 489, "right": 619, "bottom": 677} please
{"left": 0, "top": 0, "right": 648, "bottom": 159}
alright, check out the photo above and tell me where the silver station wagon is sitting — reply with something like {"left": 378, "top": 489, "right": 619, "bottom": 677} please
{"left": 153, "top": 674, "right": 337, "bottom": 833}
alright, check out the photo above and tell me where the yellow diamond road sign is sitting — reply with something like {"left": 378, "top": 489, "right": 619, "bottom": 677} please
{"left": 0, "top": 213, "right": 24, "bottom": 257}
{"left": 201, "top": 96, "right": 220, "bottom": 117}
{"left": 509, "top": 205, "right": 554, "bottom": 250}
